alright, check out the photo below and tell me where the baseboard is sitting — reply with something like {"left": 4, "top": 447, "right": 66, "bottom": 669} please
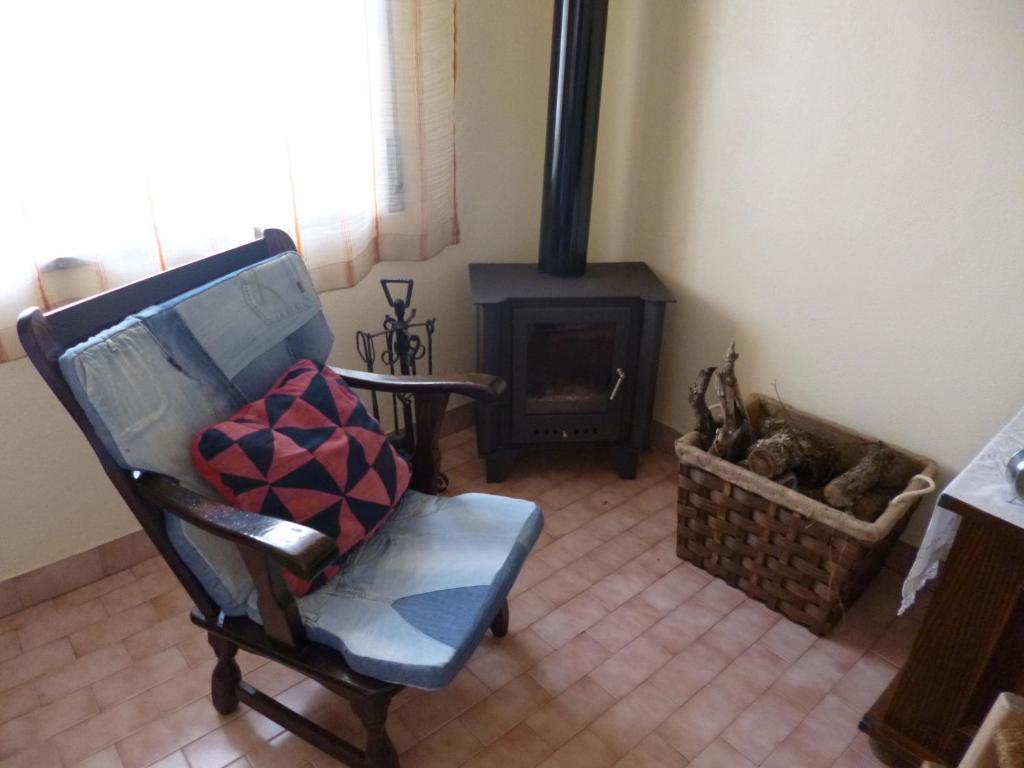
{"left": 0, "top": 529, "right": 158, "bottom": 618}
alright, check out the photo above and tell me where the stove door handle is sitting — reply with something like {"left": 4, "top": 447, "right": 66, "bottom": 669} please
{"left": 609, "top": 368, "right": 626, "bottom": 401}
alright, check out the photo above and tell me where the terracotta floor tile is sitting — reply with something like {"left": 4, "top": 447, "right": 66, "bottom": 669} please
{"left": 629, "top": 507, "right": 677, "bottom": 545}
{"left": 52, "top": 690, "right": 159, "bottom": 765}
{"left": 589, "top": 533, "right": 652, "bottom": 573}
{"left": 399, "top": 669, "right": 490, "bottom": 740}
{"left": 700, "top": 600, "right": 779, "bottom": 660}
{"left": 716, "top": 643, "right": 790, "bottom": 709}
{"left": 690, "top": 580, "right": 746, "bottom": 615}
{"left": 508, "top": 558, "right": 555, "bottom": 598}
{"left": 35, "top": 644, "right": 133, "bottom": 704}
{"left": 183, "top": 709, "right": 285, "bottom": 768}
{"left": 830, "top": 652, "right": 898, "bottom": 713}
{"left": 0, "top": 687, "right": 98, "bottom": 759}
{"left": 242, "top": 662, "right": 308, "bottom": 698}
{"left": 589, "top": 681, "right": 678, "bottom": 757}
{"left": 656, "top": 683, "right": 744, "bottom": 759}
{"left": 0, "top": 599, "right": 56, "bottom": 636}
{"left": 529, "top": 632, "right": 612, "bottom": 695}
{"left": 584, "top": 505, "right": 649, "bottom": 541}
{"left": 509, "top": 589, "right": 558, "bottom": 634}
{"left": 589, "top": 636, "right": 672, "bottom": 699}
{"left": 537, "top": 728, "right": 617, "bottom": 768}
{"left": 17, "top": 599, "right": 108, "bottom": 648}
{"left": 0, "top": 638, "right": 75, "bottom": 695}
{"left": 645, "top": 600, "right": 723, "bottom": 655}
{"left": 686, "top": 739, "right": 756, "bottom": 768}
{"left": 589, "top": 564, "right": 659, "bottom": 612}
{"left": 612, "top": 732, "right": 687, "bottom": 768}
{"left": 535, "top": 528, "right": 604, "bottom": 571}
{"left": 0, "top": 630, "right": 19, "bottom": 664}
{"left": 462, "top": 722, "right": 555, "bottom": 768}
{"left": 54, "top": 571, "right": 135, "bottom": 612}
{"left": 721, "top": 691, "right": 805, "bottom": 764}
{"left": 532, "top": 592, "right": 609, "bottom": 648}
{"left": 756, "top": 617, "right": 817, "bottom": 664}
{"left": 769, "top": 644, "right": 848, "bottom": 714}
{"left": 0, "top": 741, "right": 62, "bottom": 768}
{"left": 525, "top": 676, "right": 616, "bottom": 748}
{"left": 0, "top": 680, "right": 43, "bottom": 725}
{"left": 468, "top": 627, "right": 554, "bottom": 691}
{"left": 100, "top": 571, "right": 179, "bottom": 617}
{"left": 631, "top": 480, "right": 678, "bottom": 514}
{"left": 639, "top": 565, "right": 711, "bottom": 614}
{"left": 870, "top": 617, "right": 919, "bottom": 668}
{"left": 69, "top": 602, "right": 159, "bottom": 657}
{"left": 122, "top": 613, "right": 196, "bottom": 661}
{"left": 586, "top": 595, "right": 665, "bottom": 653}
{"left": 114, "top": 696, "right": 233, "bottom": 768}
{"left": 401, "top": 719, "right": 483, "bottom": 768}
{"left": 459, "top": 673, "right": 551, "bottom": 745}
{"left": 243, "top": 729, "right": 324, "bottom": 768}
{"left": 145, "top": 750, "right": 191, "bottom": 768}
{"left": 762, "top": 693, "right": 862, "bottom": 768}
{"left": 541, "top": 504, "right": 602, "bottom": 540}
{"left": 75, "top": 745, "right": 127, "bottom": 767}
{"left": 148, "top": 660, "right": 217, "bottom": 716}
{"left": 648, "top": 640, "right": 731, "bottom": 708}
{"left": 149, "top": 588, "right": 194, "bottom": 621}
{"left": 534, "top": 568, "right": 594, "bottom": 607}
{"left": 91, "top": 647, "right": 188, "bottom": 709}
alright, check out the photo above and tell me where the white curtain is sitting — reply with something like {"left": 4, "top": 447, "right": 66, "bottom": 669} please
{"left": 0, "top": 0, "right": 458, "bottom": 362}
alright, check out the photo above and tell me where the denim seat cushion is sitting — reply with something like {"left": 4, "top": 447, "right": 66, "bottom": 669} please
{"left": 250, "top": 490, "right": 544, "bottom": 689}
{"left": 58, "top": 251, "right": 333, "bottom": 615}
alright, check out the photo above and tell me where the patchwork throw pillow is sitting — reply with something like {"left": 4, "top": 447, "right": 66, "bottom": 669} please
{"left": 191, "top": 359, "right": 411, "bottom": 596}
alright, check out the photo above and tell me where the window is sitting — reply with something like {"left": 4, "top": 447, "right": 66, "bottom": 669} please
{"left": 0, "top": 0, "right": 458, "bottom": 361}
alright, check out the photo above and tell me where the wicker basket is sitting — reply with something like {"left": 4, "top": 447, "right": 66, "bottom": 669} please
{"left": 676, "top": 394, "right": 937, "bottom": 636}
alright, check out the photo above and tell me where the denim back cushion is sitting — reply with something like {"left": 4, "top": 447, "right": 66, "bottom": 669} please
{"left": 59, "top": 251, "right": 333, "bottom": 614}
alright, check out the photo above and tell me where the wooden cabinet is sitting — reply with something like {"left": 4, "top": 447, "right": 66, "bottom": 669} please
{"left": 861, "top": 427, "right": 1024, "bottom": 765}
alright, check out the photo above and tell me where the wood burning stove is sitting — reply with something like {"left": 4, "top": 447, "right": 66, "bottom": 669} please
{"left": 469, "top": 264, "right": 673, "bottom": 481}
{"left": 468, "top": 0, "right": 675, "bottom": 480}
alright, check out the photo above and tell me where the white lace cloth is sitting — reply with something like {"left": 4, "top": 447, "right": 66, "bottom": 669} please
{"left": 900, "top": 404, "right": 1024, "bottom": 614}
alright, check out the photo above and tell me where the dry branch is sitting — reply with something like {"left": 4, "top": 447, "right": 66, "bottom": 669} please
{"left": 688, "top": 366, "right": 718, "bottom": 450}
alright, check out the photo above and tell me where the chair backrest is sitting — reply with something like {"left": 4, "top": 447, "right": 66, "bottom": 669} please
{"left": 18, "top": 229, "right": 333, "bottom": 618}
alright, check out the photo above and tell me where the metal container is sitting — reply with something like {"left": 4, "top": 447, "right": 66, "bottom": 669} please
{"left": 1007, "top": 448, "right": 1024, "bottom": 498}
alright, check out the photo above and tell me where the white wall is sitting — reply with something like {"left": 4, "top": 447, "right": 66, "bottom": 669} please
{"left": 0, "top": 0, "right": 553, "bottom": 580}
{"left": 592, "top": 0, "right": 1024, "bottom": 542}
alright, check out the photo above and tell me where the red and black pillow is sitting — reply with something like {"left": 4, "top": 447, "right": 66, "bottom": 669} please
{"left": 192, "top": 359, "right": 411, "bottom": 596}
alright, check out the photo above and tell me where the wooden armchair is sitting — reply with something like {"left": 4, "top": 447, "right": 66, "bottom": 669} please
{"left": 18, "top": 230, "right": 543, "bottom": 768}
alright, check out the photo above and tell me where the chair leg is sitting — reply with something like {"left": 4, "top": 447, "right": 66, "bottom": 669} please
{"left": 352, "top": 694, "right": 399, "bottom": 768}
{"left": 490, "top": 599, "right": 509, "bottom": 638}
{"left": 209, "top": 634, "right": 241, "bottom": 715}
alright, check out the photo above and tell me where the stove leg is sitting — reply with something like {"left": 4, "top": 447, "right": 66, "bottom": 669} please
{"left": 485, "top": 448, "right": 518, "bottom": 483}
{"left": 612, "top": 446, "right": 639, "bottom": 479}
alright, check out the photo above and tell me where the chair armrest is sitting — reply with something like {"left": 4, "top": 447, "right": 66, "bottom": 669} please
{"left": 136, "top": 473, "right": 337, "bottom": 582}
{"left": 331, "top": 367, "right": 506, "bottom": 402}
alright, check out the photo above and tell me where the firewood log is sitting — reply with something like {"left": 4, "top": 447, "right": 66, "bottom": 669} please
{"left": 688, "top": 366, "right": 718, "bottom": 450}
{"left": 744, "top": 424, "right": 837, "bottom": 485}
{"left": 824, "top": 442, "right": 894, "bottom": 511}
{"left": 709, "top": 342, "right": 751, "bottom": 461}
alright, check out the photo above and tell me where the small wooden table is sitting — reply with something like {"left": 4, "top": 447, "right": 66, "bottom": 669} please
{"left": 861, "top": 410, "right": 1024, "bottom": 765}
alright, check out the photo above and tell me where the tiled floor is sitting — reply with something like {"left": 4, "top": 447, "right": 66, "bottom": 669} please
{"left": 0, "top": 428, "right": 924, "bottom": 768}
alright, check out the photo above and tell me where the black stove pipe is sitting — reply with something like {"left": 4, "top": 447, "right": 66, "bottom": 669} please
{"left": 537, "top": 0, "right": 610, "bottom": 277}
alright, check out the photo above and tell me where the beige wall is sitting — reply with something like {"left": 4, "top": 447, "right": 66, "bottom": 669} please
{"left": 4, "top": 0, "right": 1023, "bottom": 578}
{"left": 0, "top": 0, "right": 552, "bottom": 580}
{"left": 592, "top": 0, "right": 1024, "bottom": 542}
